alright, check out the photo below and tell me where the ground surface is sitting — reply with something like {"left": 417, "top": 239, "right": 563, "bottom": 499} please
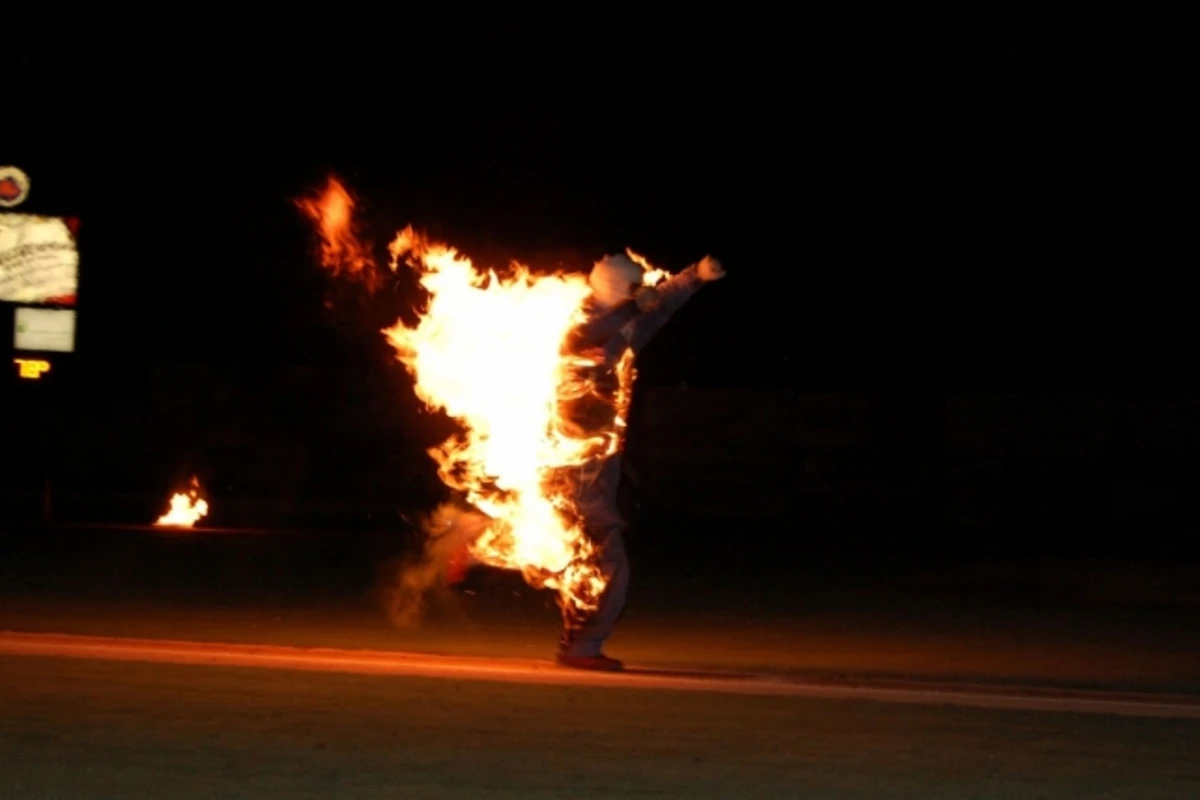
{"left": 3, "top": 655, "right": 1200, "bottom": 799}
{"left": 3, "top": 525, "right": 1198, "bottom": 693}
{"left": 2, "top": 525, "right": 1199, "bottom": 796}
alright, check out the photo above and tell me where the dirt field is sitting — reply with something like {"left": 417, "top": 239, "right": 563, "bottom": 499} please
{"left": 3, "top": 528, "right": 1199, "bottom": 795}
{"left": 3, "top": 655, "right": 1199, "bottom": 799}
{"left": 2, "top": 586, "right": 1198, "bottom": 696}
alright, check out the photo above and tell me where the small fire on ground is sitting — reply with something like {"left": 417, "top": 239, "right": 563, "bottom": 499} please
{"left": 154, "top": 477, "right": 209, "bottom": 527}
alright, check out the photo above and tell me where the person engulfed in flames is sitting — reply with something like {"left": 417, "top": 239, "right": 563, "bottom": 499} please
{"left": 450, "top": 250, "right": 726, "bottom": 671}
{"left": 297, "top": 175, "right": 730, "bottom": 670}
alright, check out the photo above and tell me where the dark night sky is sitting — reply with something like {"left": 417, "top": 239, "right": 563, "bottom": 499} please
{"left": 6, "top": 8, "right": 1195, "bottom": 392}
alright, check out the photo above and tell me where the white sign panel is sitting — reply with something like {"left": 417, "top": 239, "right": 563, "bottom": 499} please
{"left": 0, "top": 214, "right": 79, "bottom": 305}
{"left": 14, "top": 307, "right": 76, "bottom": 352}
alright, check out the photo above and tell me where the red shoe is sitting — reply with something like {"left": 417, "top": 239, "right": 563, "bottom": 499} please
{"left": 556, "top": 653, "right": 624, "bottom": 672}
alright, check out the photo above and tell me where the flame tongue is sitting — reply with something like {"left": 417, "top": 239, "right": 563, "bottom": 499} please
{"left": 626, "top": 248, "right": 669, "bottom": 287}
{"left": 295, "top": 177, "right": 378, "bottom": 289}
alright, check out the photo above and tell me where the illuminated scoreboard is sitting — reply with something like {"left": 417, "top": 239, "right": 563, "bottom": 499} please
{"left": 2, "top": 166, "right": 79, "bottom": 384}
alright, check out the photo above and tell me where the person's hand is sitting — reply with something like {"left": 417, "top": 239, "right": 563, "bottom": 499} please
{"left": 697, "top": 255, "right": 726, "bottom": 282}
{"left": 634, "top": 285, "right": 662, "bottom": 312}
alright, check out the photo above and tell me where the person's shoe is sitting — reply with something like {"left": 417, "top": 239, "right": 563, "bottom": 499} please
{"left": 556, "top": 653, "right": 624, "bottom": 672}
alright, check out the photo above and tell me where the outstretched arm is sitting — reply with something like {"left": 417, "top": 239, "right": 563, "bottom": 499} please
{"left": 628, "top": 256, "right": 725, "bottom": 353}
{"left": 565, "top": 299, "right": 640, "bottom": 352}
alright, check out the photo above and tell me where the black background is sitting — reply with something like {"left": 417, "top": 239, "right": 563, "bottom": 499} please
{"left": 3, "top": 9, "right": 1196, "bottom": 557}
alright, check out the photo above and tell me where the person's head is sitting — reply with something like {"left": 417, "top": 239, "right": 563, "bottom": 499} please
{"left": 588, "top": 253, "right": 645, "bottom": 308}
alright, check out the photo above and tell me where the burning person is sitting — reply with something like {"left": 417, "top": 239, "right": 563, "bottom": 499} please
{"left": 299, "top": 181, "right": 729, "bottom": 665}
{"left": 446, "top": 251, "right": 726, "bottom": 670}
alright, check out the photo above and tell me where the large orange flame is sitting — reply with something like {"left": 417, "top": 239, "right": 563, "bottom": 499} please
{"left": 301, "top": 178, "right": 665, "bottom": 613}
{"left": 385, "top": 227, "right": 612, "bottom": 610}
